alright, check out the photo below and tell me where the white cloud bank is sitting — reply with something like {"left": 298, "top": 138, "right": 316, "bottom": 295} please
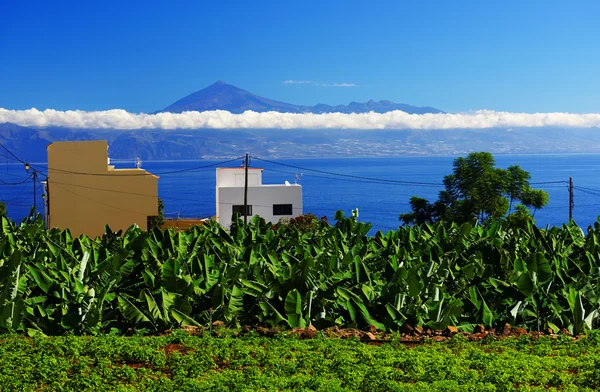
{"left": 320, "top": 83, "right": 357, "bottom": 87}
{"left": 283, "top": 80, "right": 314, "bottom": 84}
{"left": 283, "top": 80, "right": 357, "bottom": 87}
{"left": 2, "top": 108, "right": 600, "bottom": 130}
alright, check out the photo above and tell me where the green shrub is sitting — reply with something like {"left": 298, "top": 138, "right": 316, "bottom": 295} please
{"left": 2, "top": 212, "right": 600, "bottom": 336}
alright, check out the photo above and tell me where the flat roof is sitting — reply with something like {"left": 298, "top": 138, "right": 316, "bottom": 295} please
{"left": 218, "top": 183, "right": 301, "bottom": 188}
{"left": 216, "top": 167, "right": 264, "bottom": 171}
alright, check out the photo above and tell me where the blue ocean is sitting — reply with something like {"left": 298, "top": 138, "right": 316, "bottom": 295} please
{"left": 2, "top": 154, "right": 599, "bottom": 233}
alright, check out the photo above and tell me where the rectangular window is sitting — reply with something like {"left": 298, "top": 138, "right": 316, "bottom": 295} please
{"left": 273, "top": 204, "right": 293, "bottom": 216}
{"left": 232, "top": 205, "right": 252, "bottom": 216}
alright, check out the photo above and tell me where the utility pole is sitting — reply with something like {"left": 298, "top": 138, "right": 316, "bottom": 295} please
{"left": 244, "top": 153, "right": 249, "bottom": 226}
{"left": 569, "top": 177, "right": 573, "bottom": 221}
{"left": 42, "top": 178, "right": 49, "bottom": 229}
{"left": 24, "top": 163, "right": 37, "bottom": 215}
{"left": 33, "top": 170, "right": 37, "bottom": 212}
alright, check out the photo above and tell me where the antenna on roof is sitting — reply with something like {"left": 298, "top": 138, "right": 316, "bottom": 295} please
{"left": 295, "top": 173, "right": 303, "bottom": 184}
{"left": 136, "top": 157, "right": 142, "bottom": 169}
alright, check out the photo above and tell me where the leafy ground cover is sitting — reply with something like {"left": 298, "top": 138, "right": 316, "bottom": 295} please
{"left": 3, "top": 212, "right": 600, "bottom": 336}
{"left": 1, "top": 330, "right": 600, "bottom": 391}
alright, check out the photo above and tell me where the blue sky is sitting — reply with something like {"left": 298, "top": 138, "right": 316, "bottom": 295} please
{"left": 1, "top": 0, "right": 599, "bottom": 114}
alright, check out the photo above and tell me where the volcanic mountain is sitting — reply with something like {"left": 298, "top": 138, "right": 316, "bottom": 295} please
{"left": 158, "top": 81, "right": 444, "bottom": 114}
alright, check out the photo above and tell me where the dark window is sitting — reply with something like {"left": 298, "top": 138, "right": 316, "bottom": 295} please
{"left": 232, "top": 205, "right": 252, "bottom": 216}
{"left": 273, "top": 204, "right": 293, "bottom": 216}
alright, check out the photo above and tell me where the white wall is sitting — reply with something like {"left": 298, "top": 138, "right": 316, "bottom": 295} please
{"left": 216, "top": 185, "right": 302, "bottom": 228}
{"left": 216, "top": 168, "right": 262, "bottom": 187}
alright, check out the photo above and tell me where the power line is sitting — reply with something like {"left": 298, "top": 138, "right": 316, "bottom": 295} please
{"left": 0, "top": 142, "right": 578, "bottom": 186}
{"left": 48, "top": 180, "right": 176, "bottom": 200}
{"left": 0, "top": 152, "right": 22, "bottom": 163}
{"left": 45, "top": 179, "right": 284, "bottom": 205}
{"left": 47, "top": 179, "right": 306, "bottom": 211}
{"left": 573, "top": 203, "right": 600, "bottom": 208}
{"left": 0, "top": 140, "right": 588, "bottom": 227}
{"left": 50, "top": 182, "right": 154, "bottom": 216}
{"left": 0, "top": 141, "right": 243, "bottom": 179}
{"left": 2, "top": 201, "right": 32, "bottom": 207}
{"left": 252, "top": 156, "right": 445, "bottom": 187}
{"left": 0, "top": 142, "right": 26, "bottom": 164}
{"left": 30, "top": 157, "right": 245, "bottom": 177}
{"left": 0, "top": 169, "right": 32, "bottom": 178}
{"left": 41, "top": 164, "right": 590, "bottom": 219}
{"left": 0, "top": 174, "right": 33, "bottom": 186}
{"left": 262, "top": 167, "right": 443, "bottom": 187}
{"left": 574, "top": 187, "right": 600, "bottom": 198}
{"left": 536, "top": 186, "right": 569, "bottom": 189}
{"left": 46, "top": 176, "right": 329, "bottom": 203}
{"left": 530, "top": 181, "right": 569, "bottom": 185}
{"left": 541, "top": 204, "right": 570, "bottom": 210}
{"left": 151, "top": 157, "right": 245, "bottom": 175}
{"left": 574, "top": 185, "right": 600, "bottom": 194}
{"left": 2, "top": 181, "right": 32, "bottom": 205}
{"left": 255, "top": 156, "right": 575, "bottom": 187}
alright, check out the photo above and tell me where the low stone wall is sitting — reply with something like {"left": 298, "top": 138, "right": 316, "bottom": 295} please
{"left": 162, "top": 218, "right": 209, "bottom": 231}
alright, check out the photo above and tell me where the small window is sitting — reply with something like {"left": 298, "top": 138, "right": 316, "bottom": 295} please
{"left": 273, "top": 204, "right": 293, "bottom": 216}
{"left": 232, "top": 205, "right": 252, "bottom": 216}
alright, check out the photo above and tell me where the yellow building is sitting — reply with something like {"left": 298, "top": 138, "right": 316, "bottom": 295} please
{"left": 44, "top": 140, "right": 158, "bottom": 237}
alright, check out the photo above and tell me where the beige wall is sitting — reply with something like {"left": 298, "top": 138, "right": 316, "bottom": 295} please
{"left": 47, "top": 140, "right": 158, "bottom": 237}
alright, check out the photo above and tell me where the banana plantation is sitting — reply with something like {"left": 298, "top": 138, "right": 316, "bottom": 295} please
{"left": 1, "top": 212, "right": 600, "bottom": 336}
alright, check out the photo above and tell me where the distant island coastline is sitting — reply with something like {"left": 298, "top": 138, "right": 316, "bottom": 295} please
{"left": 3, "top": 81, "right": 600, "bottom": 162}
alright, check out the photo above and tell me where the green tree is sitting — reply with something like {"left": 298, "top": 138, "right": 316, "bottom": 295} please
{"left": 507, "top": 204, "right": 534, "bottom": 228}
{"left": 521, "top": 187, "right": 549, "bottom": 217}
{"left": 399, "top": 197, "right": 445, "bottom": 226}
{"left": 400, "top": 152, "right": 549, "bottom": 225}
{"left": 505, "top": 165, "right": 531, "bottom": 215}
{"left": 0, "top": 201, "right": 5, "bottom": 216}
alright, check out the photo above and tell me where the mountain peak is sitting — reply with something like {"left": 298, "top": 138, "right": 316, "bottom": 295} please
{"left": 158, "top": 82, "right": 444, "bottom": 115}
{"left": 159, "top": 81, "right": 298, "bottom": 114}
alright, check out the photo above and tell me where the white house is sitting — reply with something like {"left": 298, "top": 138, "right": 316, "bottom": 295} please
{"left": 216, "top": 167, "right": 302, "bottom": 228}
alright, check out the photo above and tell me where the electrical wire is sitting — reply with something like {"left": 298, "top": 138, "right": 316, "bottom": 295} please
{"left": 37, "top": 182, "right": 45, "bottom": 197}
{"left": 0, "top": 169, "right": 32, "bottom": 178}
{"left": 262, "top": 167, "right": 443, "bottom": 187}
{"left": 47, "top": 179, "right": 304, "bottom": 211}
{"left": 535, "top": 186, "right": 569, "bottom": 190}
{"left": 29, "top": 157, "right": 244, "bottom": 177}
{"left": 574, "top": 185, "right": 600, "bottom": 194}
{"left": 37, "top": 167, "right": 588, "bottom": 216}
{"left": 44, "top": 179, "right": 302, "bottom": 205}
{"left": 0, "top": 141, "right": 575, "bottom": 186}
{"left": 2, "top": 181, "right": 32, "bottom": 205}
{"left": 0, "top": 152, "right": 22, "bottom": 163}
{"left": 42, "top": 181, "right": 315, "bottom": 212}
{"left": 50, "top": 182, "right": 155, "bottom": 215}
{"left": 573, "top": 203, "right": 600, "bottom": 208}
{"left": 2, "top": 201, "right": 32, "bottom": 207}
{"left": 48, "top": 180, "right": 176, "bottom": 200}
{"left": 252, "top": 156, "right": 445, "bottom": 187}
{"left": 259, "top": 161, "right": 571, "bottom": 189}
{"left": 574, "top": 187, "right": 600, "bottom": 198}
{"left": 530, "top": 181, "right": 569, "bottom": 185}
{"left": 149, "top": 157, "right": 246, "bottom": 175}
{"left": 0, "top": 173, "right": 33, "bottom": 186}
{"left": 0, "top": 142, "right": 26, "bottom": 164}
{"left": 0, "top": 141, "right": 588, "bottom": 226}
{"left": 540, "top": 204, "right": 570, "bottom": 210}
